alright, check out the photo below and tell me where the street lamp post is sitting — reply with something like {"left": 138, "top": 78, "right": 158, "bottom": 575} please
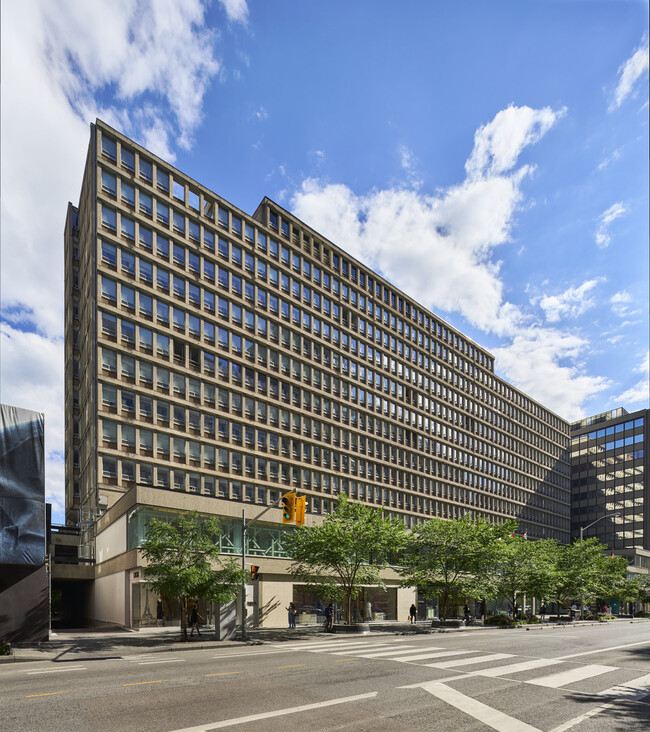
{"left": 577, "top": 512, "right": 620, "bottom": 619}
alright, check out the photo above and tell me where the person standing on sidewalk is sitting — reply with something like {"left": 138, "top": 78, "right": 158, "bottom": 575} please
{"left": 324, "top": 603, "right": 334, "bottom": 631}
{"left": 409, "top": 603, "right": 417, "bottom": 624}
{"left": 189, "top": 603, "right": 203, "bottom": 637}
{"left": 286, "top": 602, "right": 297, "bottom": 629}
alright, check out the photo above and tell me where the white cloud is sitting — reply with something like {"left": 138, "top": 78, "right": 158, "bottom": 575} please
{"left": 465, "top": 104, "right": 565, "bottom": 180}
{"left": 615, "top": 352, "right": 650, "bottom": 408}
{"left": 538, "top": 277, "right": 604, "bottom": 323}
{"left": 492, "top": 330, "right": 609, "bottom": 421}
{"left": 219, "top": 0, "right": 249, "bottom": 23}
{"left": 292, "top": 103, "right": 615, "bottom": 419}
{"left": 398, "top": 145, "right": 423, "bottom": 190}
{"left": 610, "top": 290, "right": 633, "bottom": 317}
{"left": 596, "top": 148, "right": 621, "bottom": 172}
{"left": 595, "top": 201, "right": 627, "bottom": 248}
{"left": 609, "top": 40, "right": 649, "bottom": 111}
{"left": 251, "top": 106, "right": 268, "bottom": 121}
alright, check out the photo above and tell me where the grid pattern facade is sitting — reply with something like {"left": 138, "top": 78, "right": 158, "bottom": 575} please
{"left": 571, "top": 408, "right": 649, "bottom": 550}
{"left": 64, "top": 120, "right": 571, "bottom": 543}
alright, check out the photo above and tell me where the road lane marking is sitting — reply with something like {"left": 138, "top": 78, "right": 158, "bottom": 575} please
{"left": 123, "top": 680, "right": 167, "bottom": 686}
{"left": 138, "top": 659, "right": 185, "bottom": 665}
{"left": 419, "top": 681, "right": 542, "bottom": 732}
{"left": 212, "top": 650, "right": 295, "bottom": 659}
{"left": 557, "top": 640, "right": 650, "bottom": 660}
{"left": 425, "top": 653, "right": 514, "bottom": 669}
{"left": 205, "top": 673, "right": 240, "bottom": 677}
{"left": 528, "top": 664, "right": 617, "bottom": 688}
{"left": 334, "top": 659, "right": 358, "bottom": 662}
{"left": 352, "top": 645, "right": 421, "bottom": 658}
{"left": 24, "top": 691, "right": 69, "bottom": 698}
{"left": 276, "top": 664, "right": 305, "bottom": 669}
{"left": 168, "top": 691, "right": 379, "bottom": 731}
{"left": 475, "top": 658, "right": 564, "bottom": 678}
{"left": 330, "top": 643, "right": 400, "bottom": 655}
{"left": 25, "top": 666, "right": 87, "bottom": 675}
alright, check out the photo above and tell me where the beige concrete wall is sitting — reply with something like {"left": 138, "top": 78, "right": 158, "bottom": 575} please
{"left": 96, "top": 513, "right": 126, "bottom": 564}
{"left": 397, "top": 586, "right": 417, "bottom": 622}
{"left": 257, "top": 577, "right": 293, "bottom": 628}
{"left": 92, "top": 571, "right": 127, "bottom": 626}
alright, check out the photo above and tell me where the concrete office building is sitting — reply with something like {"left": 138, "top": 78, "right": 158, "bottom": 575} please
{"left": 570, "top": 408, "right": 649, "bottom": 571}
{"left": 64, "top": 120, "right": 571, "bottom": 628}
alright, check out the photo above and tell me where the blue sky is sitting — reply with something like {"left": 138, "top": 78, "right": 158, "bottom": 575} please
{"left": 1, "top": 0, "right": 648, "bottom": 522}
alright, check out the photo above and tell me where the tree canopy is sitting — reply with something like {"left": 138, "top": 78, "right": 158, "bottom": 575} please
{"left": 283, "top": 494, "right": 407, "bottom": 624}
{"left": 140, "top": 511, "right": 247, "bottom": 639}
{"left": 400, "top": 515, "right": 517, "bottom": 620}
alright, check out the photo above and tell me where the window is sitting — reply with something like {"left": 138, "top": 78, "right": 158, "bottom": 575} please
{"left": 139, "top": 361, "right": 153, "bottom": 385}
{"left": 139, "top": 226, "right": 152, "bottom": 250}
{"left": 173, "top": 243, "right": 185, "bottom": 267}
{"left": 173, "top": 211, "right": 185, "bottom": 235}
{"left": 121, "top": 354, "right": 135, "bottom": 378}
{"left": 121, "top": 391, "right": 135, "bottom": 413}
{"left": 139, "top": 326, "right": 153, "bottom": 351}
{"left": 101, "top": 206, "right": 116, "bottom": 231}
{"left": 139, "top": 192, "right": 153, "bottom": 217}
{"left": 121, "top": 182, "right": 135, "bottom": 207}
{"left": 102, "top": 384, "right": 117, "bottom": 408}
{"left": 102, "top": 420, "right": 117, "bottom": 443}
{"left": 157, "top": 201, "right": 169, "bottom": 225}
{"left": 101, "top": 312, "right": 117, "bottom": 337}
{"left": 139, "top": 260, "right": 153, "bottom": 284}
{"left": 189, "top": 221, "right": 200, "bottom": 242}
{"left": 101, "top": 170, "right": 116, "bottom": 196}
{"left": 121, "top": 251, "right": 135, "bottom": 275}
{"left": 157, "top": 235, "right": 169, "bottom": 259}
{"left": 101, "top": 135, "right": 116, "bottom": 160}
{"left": 101, "top": 241, "right": 117, "bottom": 266}
{"left": 157, "top": 169, "right": 169, "bottom": 192}
{"left": 101, "top": 277, "right": 117, "bottom": 302}
{"left": 121, "top": 147, "right": 135, "bottom": 171}
{"left": 139, "top": 158, "right": 152, "bottom": 181}
{"left": 204, "top": 230, "right": 214, "bottom": 252}
{"left": 121, "top": 216, "right": 135, "bottom": 241}
{"left": 101, "top": 348, "right": 117, "bottom": 372}
{"left": 121, "top": 285, "right": 135, "bottom": 309}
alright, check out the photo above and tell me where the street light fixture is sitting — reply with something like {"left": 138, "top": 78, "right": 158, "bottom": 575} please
{"left": 577, "top": 512, "right": 620, "bottom": 619}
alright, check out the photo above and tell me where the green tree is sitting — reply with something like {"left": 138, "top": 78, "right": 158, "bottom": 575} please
{"left": 489, "top": 537, "right": 557, "bottom": 617}
{"left": 400, "top": 515, "right": 517, "bottom": 621}
{"left": 551, "top": 539, "right": 627, "bottom": 618}
{"left": 284, "top": 494, "right": 407, "bottom": 624}
{"left": 140, "top": 511, "right": 248, "bottom": 640}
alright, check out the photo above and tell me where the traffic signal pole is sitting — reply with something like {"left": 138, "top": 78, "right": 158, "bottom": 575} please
{"left": 240, "top": 491, "right": 296, "bottom": 640}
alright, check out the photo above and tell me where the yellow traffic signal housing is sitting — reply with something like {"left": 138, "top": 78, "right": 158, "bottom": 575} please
{"left": 295, "top": 495, "right": 306, "bottom": 526}
{"left": 282, "top": 492, "right": 295, "bottom": 523}
{"left": 250, "top": 565, "right": 260, "bottom": 580}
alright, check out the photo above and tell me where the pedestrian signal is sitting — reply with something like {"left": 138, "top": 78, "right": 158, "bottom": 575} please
{"left": 282, "top": 493, "right": 295, "bottom": 523}
{"left": 295, "top": 495, "right": 306, "bottom": 526}
{"left": 250, "top": 565, "right": 260, "bottom": 581}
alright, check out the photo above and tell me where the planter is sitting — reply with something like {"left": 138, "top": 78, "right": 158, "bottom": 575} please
{"left": 332, "top": 623, "right": 370, "bottom": 634}
{"left": 431, "top": 619, "right": 463, "bottom": 628}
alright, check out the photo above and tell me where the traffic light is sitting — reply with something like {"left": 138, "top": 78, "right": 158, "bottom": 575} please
{"left": 282, "top": 492, "right": 295, "bottom": 523}
{"left": 295, "top": 495, "right": 306, "bottom": 526}
{"left": 250, "top": 565, "right": 259, "bottom": 581}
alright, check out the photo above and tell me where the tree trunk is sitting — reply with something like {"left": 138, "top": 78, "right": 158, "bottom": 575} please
{"left": 180, "top": 598, "right": 188, "bottom": 641}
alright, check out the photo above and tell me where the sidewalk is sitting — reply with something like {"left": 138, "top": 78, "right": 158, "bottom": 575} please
{"left": 3, "top": 617, "right": 646, "bottom": 664}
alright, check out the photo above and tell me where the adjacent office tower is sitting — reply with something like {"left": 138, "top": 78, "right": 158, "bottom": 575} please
{"left": 64, "top": 120, "right": 571, "bottom": 627}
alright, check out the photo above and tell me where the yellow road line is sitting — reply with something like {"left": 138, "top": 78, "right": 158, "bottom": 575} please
{"left": 205, "top": 672, "right": 241, "bottom": 677}
{"left": 123, "top": 680, "right": 166, "bottom": 686}
{"left": 276, "top": 664, "right": 305, "bottom": 669}
{"left": 25, "top": 691, "right": 68, "bottom": 698}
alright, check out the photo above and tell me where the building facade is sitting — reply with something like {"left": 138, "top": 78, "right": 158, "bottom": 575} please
{"left": 65, "top": 120, "right": 571, "bottom": 628}
{"left": 571, "top": 408, "right": 649, "bottom": 558}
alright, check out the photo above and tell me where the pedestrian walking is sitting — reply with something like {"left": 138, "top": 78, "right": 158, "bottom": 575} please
{"left": 409, "top": 603, "right": 417, "bottom": 624}
{"left": 156, "top": 599, "right": 165, "bottom": 627}
{"left": 464, "top": 604, "right": 472, "bottom": 625}
{"left": 189, "top": 603, "right": 203, "bottom": 636}
{"left": 324, "top": 603, "right": 334, "bottom": 631}
{"left": 286, "top": 602, "right": 297, "bottom": 629}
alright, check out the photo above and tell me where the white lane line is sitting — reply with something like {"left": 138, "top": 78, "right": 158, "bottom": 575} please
{"left": 167, "top": 691, "right": 378, "bottom": 731}
{"left": 425, "top": 653, "right": 514, "bottom": 670}
{"left": 25, "top": 666, "right": 87, "bottom": 675}
{"left": 557, "top": 640, "right": 650, "bottom": 660}
{"left": 419, "top": 681, "right": 542, "bottom": 732}
{"left": 212, "top": 649, "right": 297, "bottom": 659}
{"left": 330, "top": 643, "right": 401, "bottom": 656}
{"left": 475, "top": 658, "right": 564, "bottom": 678}
{"left": 397, "top": 649, "right": 471, "bottom": 663}
{"left": 138, "top": 659, "right": 185, "bottom": 665}
{"left": 528, "top": 664, "right": 617, "bottom": 688}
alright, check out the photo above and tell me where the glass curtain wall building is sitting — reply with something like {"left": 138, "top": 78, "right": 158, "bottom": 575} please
{"left": 64, "top": 120, "right": 571, "bottom": 627}
{"left": 571, "top": 408, "right": 649, "bottom": 552}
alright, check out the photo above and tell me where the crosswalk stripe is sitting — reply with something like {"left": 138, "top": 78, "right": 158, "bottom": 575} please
{"left": 528, "top": 664, "right": 617, "bottom": 688}
{"left": 597, "top": 672, "right": 650, "bottom": 699}
{"left": 475, "top": 658, "right": 564, "bottom": 678}
{"left": 397, "top": 650, "right": 473, "bottom": 663}
{"left": 420, "top": 681, "right": 542, "bottom": 732}
{"left": 425, "top": 653, "right": 514, "bottom": 670}
{"left": 330, "top": 643, "right": 401, "bottom": 656}
{"left": 352, "top": 646, "right": 424, "bottom": 658}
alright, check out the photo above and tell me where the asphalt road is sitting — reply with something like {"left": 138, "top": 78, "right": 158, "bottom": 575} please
{"left": 2, "top": 623, "right": 649, "bottom": 731}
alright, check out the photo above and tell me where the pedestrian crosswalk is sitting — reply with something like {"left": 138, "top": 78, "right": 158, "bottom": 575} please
{"left": 274, "top": 637, "right": 650, "bottom": 697}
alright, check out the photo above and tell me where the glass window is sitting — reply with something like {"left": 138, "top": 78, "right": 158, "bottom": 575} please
{"left": 101, "top": 241, "right": 117, "bottom": 266}
{"left": 101, "top": 170, "right": 116, "bottom": 196}
{"left": 120, "top": 285, "right": 134, "bottom": 309}
{"left": 139, "top": 260, "right": 153, "bottom": 284}
{"left": 157, "top": 168, "right": 169, "bottom": 192}
{"left": 101, "top": 135, "right": 116, "bottom": 160}
{"left": 121, "top": 147, "right": 135, "bottom": 171}
{"left": 157, "top": 235, "right": 169, "bottom": 259}
{"left": 101, "top": 206, "right": 116, "bottom": 231}
{"left": 139, "top": 158, "right": 152, "bottom": 181}
{"left": 121, "top": 182, "right": 135, "bottom": 207}
{"left": 101, "top": 277, "right": 117, "bottom": 302}
{"left": 121, "top": 216, "right": 135, "bottom": 240}
{"left": 204, "top": 229, "right": 214, "bottom": 252}
{"left": 101, "top": 312, "right": 117, "bottom": 337}
{"left": 139, "top": 225, "right": 152, "bottom": 250}
{"left": 121, "top": 251, "right": 135, "bottom": 275}
{"left": 173, "top": 211, "right": 185, "bottom": 235}
{"left": 157, "top": 201, "right": 169, "bottom": 225}
{"left": 101, "top": 348, "right": 117, "bottom": 371}
{"left": 189, "top": 220, "right": 200, "bottom": 241}
{"left": 139, "top": 192, "right": 153, "bottom": 217}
